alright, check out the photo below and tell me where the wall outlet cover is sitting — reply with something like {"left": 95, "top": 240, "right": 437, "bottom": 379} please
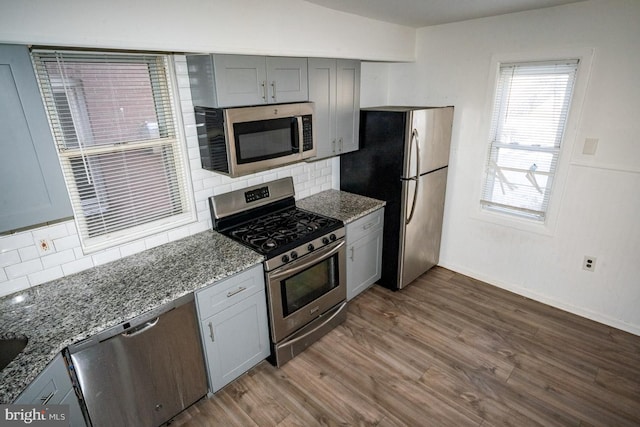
{"left": 583, "top": 255, "right": 597, "bottom": 272}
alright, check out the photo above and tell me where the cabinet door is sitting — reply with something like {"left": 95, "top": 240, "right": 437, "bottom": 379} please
{"left": 307, "top": 58, "right": 336, "bottom": 159}
{"left": 346, "top": 208, "right": 384, "bottom": 301}
{"left": 335, "top": 59, "right": 361, "bottom": 154}
{"left": 347, "top": 227, "right": 383, "bottom": 301}
{"left": 0, "top": 44, "right": 72, "bottom": 232}
{"left": 266, "top": 57, "right": 308, "bottom": 104}
{"left": 212, "top": 54, "right": 268, "bottom": 107}
{"left": 200, "top": 290, "right": 270, "bottom": 392}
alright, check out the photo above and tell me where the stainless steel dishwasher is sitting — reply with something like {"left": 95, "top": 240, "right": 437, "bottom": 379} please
{"left": 66, "top": 294, "right": 207, "bottom": 427}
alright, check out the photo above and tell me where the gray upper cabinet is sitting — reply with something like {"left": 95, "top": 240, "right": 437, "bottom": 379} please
{"left": 187, "top": 54, "right": 308, "bottom": 108}
{"left": 308, "top": 58, "right": 360, "bottom": 159}
{"left": 0, "top": 44, "right": 72, "bottom": 233}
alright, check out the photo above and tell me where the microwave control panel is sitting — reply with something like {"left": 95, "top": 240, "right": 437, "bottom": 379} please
{"left": 302, "top": 115, "right": 313, "bottom": 152}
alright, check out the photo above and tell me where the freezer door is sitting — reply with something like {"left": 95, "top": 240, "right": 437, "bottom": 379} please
{"left": 398, "top": 167, "right": 448, "bottom": 288}
{"left": 408, "top": 107, "right": 454, "bottom": 175}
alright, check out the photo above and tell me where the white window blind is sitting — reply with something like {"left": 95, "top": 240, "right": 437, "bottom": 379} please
{"left": 481, "top": 59, "right": 579, "bottom": 221}
{"left": 31, "top": 50, "right": 193, "bottom": 252}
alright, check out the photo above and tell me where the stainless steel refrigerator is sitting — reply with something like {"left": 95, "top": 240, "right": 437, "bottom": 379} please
{"left": 340, "top": 106, "right": 454, "bottom": 290}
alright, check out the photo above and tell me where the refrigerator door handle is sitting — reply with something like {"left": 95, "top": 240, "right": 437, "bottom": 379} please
{"left": 406, "top": 129, "right": 420, "bottom": 224}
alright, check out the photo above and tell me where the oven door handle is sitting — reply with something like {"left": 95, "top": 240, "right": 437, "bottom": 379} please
{"left": 269, "top": 240, "right": 345, "bottom": 281}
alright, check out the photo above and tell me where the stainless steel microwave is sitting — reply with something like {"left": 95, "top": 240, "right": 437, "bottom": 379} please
{"left": 194, "top": 102, "right": 316, "bottom": 177}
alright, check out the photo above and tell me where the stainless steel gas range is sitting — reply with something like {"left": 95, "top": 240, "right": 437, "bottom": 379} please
{"left": 209, "top": 177, "right": 347, "bottom": 366}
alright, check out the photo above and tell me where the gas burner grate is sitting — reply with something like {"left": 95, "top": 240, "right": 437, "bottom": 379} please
{"left": 226, "top": 208, "right": 340, "bottom": 254}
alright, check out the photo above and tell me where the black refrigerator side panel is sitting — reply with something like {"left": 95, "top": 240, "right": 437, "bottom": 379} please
{"left": 340, "top": 110, "right": 407, "bottom": 290}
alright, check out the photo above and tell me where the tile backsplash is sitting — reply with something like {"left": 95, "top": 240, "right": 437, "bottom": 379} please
{"left": 0, "top": 55, "right": 334, "bottom": 298}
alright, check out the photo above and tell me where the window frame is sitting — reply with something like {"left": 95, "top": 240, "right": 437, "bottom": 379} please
{"left": 474, "top": 48, "right": 594, "bottom": 235}
{"left": 31, "top": 50, "right": 195, "bottom": 253}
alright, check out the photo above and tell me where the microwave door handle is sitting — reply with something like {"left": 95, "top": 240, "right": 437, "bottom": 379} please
{"left": 296, "top": 116, "right": 304, "bottom": 154}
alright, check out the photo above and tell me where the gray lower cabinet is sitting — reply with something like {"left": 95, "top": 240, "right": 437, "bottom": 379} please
{"left": 14, "top": 353, "right": 86, "bottom": 427}
{"left": 308, "top": 58, "right": 360, "bottom": 159}
{"left": 0, "top": 44, "right": 72, "bottom": 232}
{"left": 346, "top": 208, "right": 384, "bottom": 301}
{"left": 187, "top": 54, "right": 308, "bottom": 107}
{"left": 195, "top": 264, "right": 270, "bottom": 392}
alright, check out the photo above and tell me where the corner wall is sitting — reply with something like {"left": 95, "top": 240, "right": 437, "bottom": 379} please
{"left": 371, "top": 0, "right": 640, "bottom": 334}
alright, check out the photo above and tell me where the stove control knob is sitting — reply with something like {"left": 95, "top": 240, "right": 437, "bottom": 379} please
{"left": 322, "top": 237, "right": 330, "bottom": 245}
{"left": 330, "top": 233, "right": 337, "bottom": 242}
{"left": 307, "top": 243, "right": 315, "bottom": 251}
{"left": 281, "top": 254, "right": 290, "bottom": 263}
{"left": 290, "top": 251, "right": 298, "bottom": 260}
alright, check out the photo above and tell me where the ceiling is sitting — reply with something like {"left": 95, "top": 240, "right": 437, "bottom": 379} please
{"left": 302, "top": 0, "right": 587, "bottom": 28}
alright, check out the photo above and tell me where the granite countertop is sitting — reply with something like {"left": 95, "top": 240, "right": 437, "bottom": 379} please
{"left": 0, "top": 230, "right": 264, "bottom": 404}
{"left": 298, "top": 189, "right": 385, "bottom": 224}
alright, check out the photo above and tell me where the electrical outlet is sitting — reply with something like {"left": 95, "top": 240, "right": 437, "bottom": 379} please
{"left": 36, "top": 238, "right": 55, "bottom": 255}
{"left": 583, "top": 256, "right": 597, "bottom": 272}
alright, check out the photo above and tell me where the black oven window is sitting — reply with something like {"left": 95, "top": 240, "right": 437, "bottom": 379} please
{"left": 281, "top": 254, "right": 339, "bottom": 317}
{"left": 234, "top": 117, "right": 298, "bottom": 163}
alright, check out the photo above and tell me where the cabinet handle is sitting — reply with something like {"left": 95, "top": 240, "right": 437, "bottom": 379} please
{"left": 208, "top": 322, "right": 215, "bottom": 342}
{"left": 271, "top": 81, "right": 276, "bottom": 100}
{"left": 40, "top": 391, "right": 55, "bottom": 405}
{"left": 261, "top": 81, "right": 267, "bottom": 101}
{"left": 227, "top": 286, "right": 247, "bottom": 298}
{"left": 363, "top": 222, "right": 375, "bottom": 230}
{"left": 332, "top": 139, "right": 336, "bottom": 153}
{"left": 339, "top": 137, "right": 344, "bottom": 152}
{"left": 350, "top": 246, "right": 355, "bottom": 261}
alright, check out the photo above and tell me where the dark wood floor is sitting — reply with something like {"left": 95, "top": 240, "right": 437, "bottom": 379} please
{"left": 171, "top": 267, "right": 640, "bottom": 426}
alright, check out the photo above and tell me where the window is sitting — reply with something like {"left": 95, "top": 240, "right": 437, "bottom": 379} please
{"left": 31, "top": 50, "right": 193, "bottom": 252}
{"left": 481, "top": 60, "right": 579, "bottom": 221}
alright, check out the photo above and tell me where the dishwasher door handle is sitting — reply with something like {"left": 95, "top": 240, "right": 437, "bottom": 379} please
{"left": 122, "top": 318, "right": 159, "bottom": 338}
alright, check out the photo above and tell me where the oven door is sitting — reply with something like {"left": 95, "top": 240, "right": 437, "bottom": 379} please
{"left": 266, "top": 239, "right": 346, "bottom": 343}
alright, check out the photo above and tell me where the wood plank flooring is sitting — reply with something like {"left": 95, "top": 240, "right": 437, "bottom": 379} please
{"left": 170, "top": 267, "right": 640, "bottom": 426}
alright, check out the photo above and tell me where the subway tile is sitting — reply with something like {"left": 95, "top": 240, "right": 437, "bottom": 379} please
{"left": 0, "top": 232, "right": 34, "bottom": 252}
{"left": 145, "top": 233, "right": 169, "bottom": 249}
{"left": 168, "top": 226, "right": 190, "bottom": 242}
{"left": 119, "top": 240, "right": 147, "bottom": 258}
{"left": 6, "top": 258, "right": 43, "bottom": 279}
{"left": 53, "top": 234, "right": 81, "bottom": 251}
{"left": 28, "top": 266, "right": 64, "bottom": 286}
{"left": 0, "top": 277, "right": 30, "bottom": 298}
{"left": 18, "top": 246, "right": 40, "bottom": 262}
{"left": 92, "top": 248, "right": 122, "bottom": 266}
{"left": 191, "top": 178, "right": 204, "bottom": 192}
{"left": 41, "top": 249, "right": 76, "bottom": 269}
{"left": 0, "top": 250, "right": 21, "bottom": 268}
{"left": 61, "top": 257, "right": 94, "bottom": 276}
{"left": 189, "top": 221, "right": 209, "bottom": 235}
{"left": 32, "top": 223, "right": 69, "bottom": 240}
{"left": 0, "top": 268, "right": 7, "bottom": 282}
{"left": 194, "top": 188, "right": 214, "bottom": 204}
{"left": 66, "top": 222, "right": 78, "bottom": 235}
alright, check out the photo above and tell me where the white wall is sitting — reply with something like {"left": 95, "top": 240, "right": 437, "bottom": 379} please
{"left": 362, "top": 0, "right": 640, "bottom": 334}
{"left": 0, "top": 0, "right": 415, "bottom": 61}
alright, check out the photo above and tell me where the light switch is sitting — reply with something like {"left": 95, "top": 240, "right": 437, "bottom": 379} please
{"left": 583, "top": 138, "right": 598, "bottom": 155}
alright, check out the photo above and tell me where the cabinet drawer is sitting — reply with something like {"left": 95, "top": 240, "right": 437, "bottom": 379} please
{"left": 14, "top": 354, "right": 72, "bottom": 405}
{"left": 347, "top": 208, "right": 384, "bottom": 244}
{"left": 196, "top": 264, "right": 264, "bottom": 320}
